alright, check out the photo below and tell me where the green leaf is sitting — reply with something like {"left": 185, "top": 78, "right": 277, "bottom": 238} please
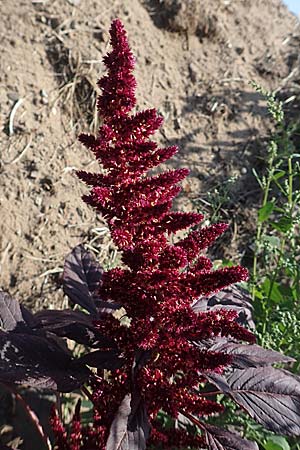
{"left": 273, "top": 206, "right": 285, "bottom": 213}
{"left": 264, "top": 443, "right": 284, "bottom": 450}
{"left": 263, "top": 435, "right": 290, "bottom": 450}
{"left": 261, "top": 279, "right": 284, "bottom": 304}
{"left": 220, "top": 260, "right": 235, "bottom": 268}
{"left": 253, "top": 288, "right": 264, "bottom": 300}
{"left": 271, "top": 216, "right": 293, "bottom": 233}
{"left": 272, "top": 171, "right": 286, "bottom": 180}
{"left": 80, "top": 398, "right": 94, "bottom": 425}
{"left": 258, "top": 202, "right": 275, "bottom": 222}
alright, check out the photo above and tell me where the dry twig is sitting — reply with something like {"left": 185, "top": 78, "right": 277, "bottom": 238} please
{"left": 8, "top": 98, "right": 24, "bottom": 136}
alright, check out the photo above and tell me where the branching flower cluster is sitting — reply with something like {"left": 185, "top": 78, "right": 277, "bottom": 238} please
{"left": 1, "top": 18, "right": 299, "bottom": 450}
{"left": 51, "top": 19, "right": 254, "bottom": 449}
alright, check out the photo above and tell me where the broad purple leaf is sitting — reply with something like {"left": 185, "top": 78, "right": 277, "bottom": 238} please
{"left": 20, "top": 304, "right": 37, "bottom": 328}
{"left": 34, "top": 309, "right": 92, "bottom": 328}
{"left": 0, "top": 291, "right": 24, "bottom": 331}
{"left": 228, "top": 367, "right": 300, "bottom": 435}
{"left": 126, "top": 391, "right": 150, "bottom": 450}
{"left": 97, "top": 300, "right": 122, "bottom": 314}
{"left": 0, "top": 330, "right": 89, "bottom": 392}
{"left": 132, "top": 350, "right": 152, "bottom": 379}
{"left": 208, "top": 368, "right": 300, "bottom": 436}
{"left": 209, "top": 341, "right": 295, "bottom": 369}
{"left": 106, "top": 393, "right": 150, "bottom": 450}
{"left": 193, "top": 285, "right": 255, "bottom": 329}
{"left": 79, "top": 350, "right": 124, "bottom": 369}
{"left": 63, "top": 245, "right": 103, "bottom": 314}
{"left": 204, "top": 372, "right": 231, "bottom": 395}
{"left": 33, "top": 309, "right": 115, "bottom": 348}
{"left": 202, "top": 422, "right": 258, "bottom": 450}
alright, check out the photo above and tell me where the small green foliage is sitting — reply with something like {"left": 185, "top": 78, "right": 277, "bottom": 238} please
{"left": 206, "top": 84, "right": 300, "bottom": 450}
{"left": 263, "top": 436, "right": 290, "bottom": 450}
{"left": 258, "top": 201, "right": 275, "bottom": 222}
{"left": 193, "top": 176, "right": 237, "bottom": 223}
{"left": 248, "top": 85, "right": 300, "bottom": 448}
{"left": 251, "top": 81, "right": 284, "bottom": 124}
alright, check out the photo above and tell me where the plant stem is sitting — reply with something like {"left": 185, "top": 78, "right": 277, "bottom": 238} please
{"left": 252, "top": 146, "right": 276, "bottom": 302}
{"left": 81, "top": 385, "right": 94, "bottom": 403}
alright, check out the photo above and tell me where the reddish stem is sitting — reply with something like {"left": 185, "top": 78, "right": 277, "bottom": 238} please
{"left": 0, "top": 383, "right": 50, "bottom": 449}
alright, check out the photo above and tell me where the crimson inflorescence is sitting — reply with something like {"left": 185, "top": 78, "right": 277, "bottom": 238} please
{"left": 52, "top": 19, "right": 254, "bottom": 449}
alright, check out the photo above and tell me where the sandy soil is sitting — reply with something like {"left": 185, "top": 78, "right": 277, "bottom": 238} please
{"left": 0, "top": 0, "right": 299, "bottom": 312}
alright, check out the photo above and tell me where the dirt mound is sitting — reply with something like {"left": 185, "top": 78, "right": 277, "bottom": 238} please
{"left": 0, "top": 0, "right": 299, "bottom": 311}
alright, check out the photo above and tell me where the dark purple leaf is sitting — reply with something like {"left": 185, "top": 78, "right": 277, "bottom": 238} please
{"left": 207, "top": 368, "right": 300, "bottom": 436}
{"left": 78, "top": 350, "right": 124, "bottom": 369}
{"left": 132, "top": 350, "right": 152, "bottom": 378}
{"left": 204, "top": 372, "right": 231, "bottom": 395}
{"left": 63, "top": 245, "right": 103, "bottom": 314}
{"left": 96, "top": 300, "right": 122, "bottom": 314}
{"left": 34, "top": 309, "right": 92, "bottom": 328}
{"left": 20, "top": 304, "right": 37, "bottom": 328}
{"left": 127, "top": 391, "right": 150, "bottom": 442}
{"left": 0, "top": 330, "right": 89, "bottom": 392}
{"left": 106, "top": 393, "right": 150, "bottom": 450}
{"left": 193, "top": 285, "right": 255, "bottom": 329}
{"left": 33, "top": 309, "right": 115, "bottom": 348}
{"left": 202, "top": 422, "right": 258, "bottom": 450}
{"left": 208, "top": 340, "right": 295, "bottom": 369}
{"left": 0, "top": 291, "right": 24, "bottom": 331}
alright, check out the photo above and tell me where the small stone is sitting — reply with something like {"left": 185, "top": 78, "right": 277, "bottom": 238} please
{"left": 188, "top": 63, "right": 198, "bottom": 83}
{"left": 7, "top": 92, "right": 19, "bottom": 102}
{"left": 35, "top": 196, "right": 42, "bottom": 207}
{"left": 241, "top": 167, "right": 247, "bottom": 174}
{"left": 30, "top": 170, "right": 38, "bottom": 179}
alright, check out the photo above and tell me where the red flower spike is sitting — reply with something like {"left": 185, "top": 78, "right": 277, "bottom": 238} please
{"left": 51, "top": 18, "right": 255, "bottom": 450}
{"left": 191, "top": 255, "right": 213, "bottom": 272}
{"left": 50, "top": 407, "right": 70, "bottom": 450}
{"left": 70, "top": 400, "right": 82, "bottom": 450}
{"left": 97, "top": 19, "right": 136, "bottom": 119}
{"left": 176, "top": 222, "right": 229, "bottom": 262}
{"left": 187, "top": 266, "right": 249, "bottom": 297}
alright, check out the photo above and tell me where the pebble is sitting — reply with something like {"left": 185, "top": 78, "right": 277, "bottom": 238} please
{"left": 188, "top": 62, "right": 198, "bottom": 83}
{"left": 30, "top": 170, "right": 38, "bottom": 179}
{"left": 7, "top": 92, "right": 19, "bottom": 102}
{"left": 35, "top": 196, "right": 42, "bottom": 207}
{"left": 40, "top": 89, "right": 49, "bottom": 105}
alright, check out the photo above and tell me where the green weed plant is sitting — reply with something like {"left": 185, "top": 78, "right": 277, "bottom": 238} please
{"left": 230, "top": 84, "right": 300, "bottom": 450}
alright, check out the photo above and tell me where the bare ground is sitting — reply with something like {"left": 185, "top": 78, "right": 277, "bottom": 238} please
{"left": 0, "top": 0, "right": 299, "bottom": 312}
